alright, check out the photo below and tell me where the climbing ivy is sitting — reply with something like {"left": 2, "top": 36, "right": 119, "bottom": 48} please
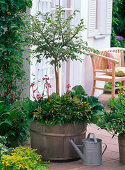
{"left": 0, "top": 0, "right": 32, "bottom": 103}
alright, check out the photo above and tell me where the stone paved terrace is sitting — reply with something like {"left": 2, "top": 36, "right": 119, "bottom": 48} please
{"left": 50, "top": 94, "right": 125, "bottom": 170}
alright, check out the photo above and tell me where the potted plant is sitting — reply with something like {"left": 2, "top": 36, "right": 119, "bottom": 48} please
{"left": 21, "top": 6, "right": 98, "bottom": 160}
{"left": 96, "top": 92, "right": 125, "bottom": 164}
{"left": 23, "top": 77, "right": 91, "bottom": 160}
{"left": 23, "top": 76, "right": 104, "bottom": 160}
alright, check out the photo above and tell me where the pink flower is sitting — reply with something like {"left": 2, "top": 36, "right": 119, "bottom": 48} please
{"left": 47, "top": 82, "right": 52, "bottom": 88}
{"left": 42, "top": 75, "right": 49, "bottom": 81}
{"left": 36, "top": 94, "right": 41, "bottom": 100}
{"left": 66, "top": 83, "right": 71, "bottom": 93}
{"left": 66, "top": 83, "right": 71, "bottom": 88}
{"left": 30, "top": 83, "right": 35, "bottom": 87}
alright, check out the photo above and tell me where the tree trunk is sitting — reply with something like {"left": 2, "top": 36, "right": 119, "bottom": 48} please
{"left": 55, "top": 65, "right": 59, "bottom": 94}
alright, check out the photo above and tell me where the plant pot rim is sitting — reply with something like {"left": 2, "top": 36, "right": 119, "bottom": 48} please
{"left": 30, "top": 120, "right": 87, "bottom": 126}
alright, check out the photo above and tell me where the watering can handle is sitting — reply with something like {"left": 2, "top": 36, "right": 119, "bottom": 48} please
{"left": 87, "top": 133, "right": 97, "bottom": 143}
{"left": 102, "top": 143, "right": 107, "bottom": 155}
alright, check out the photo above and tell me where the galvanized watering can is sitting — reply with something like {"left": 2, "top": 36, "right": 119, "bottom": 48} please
{"left": 70, "top": 133, "right": 107, "bottom": 166}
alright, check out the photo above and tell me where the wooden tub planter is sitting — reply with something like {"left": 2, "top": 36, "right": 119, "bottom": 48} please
{"left": 30, "top": 121, "right": 86, "bottom": 161}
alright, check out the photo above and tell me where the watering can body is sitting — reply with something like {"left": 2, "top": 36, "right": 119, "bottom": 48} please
{"left": 70, "top": 133, "right": 107, "bottom": 166}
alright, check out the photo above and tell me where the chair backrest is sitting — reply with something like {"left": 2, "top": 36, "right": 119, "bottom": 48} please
{"left": 91, "top": 48, "right": 125, "bottom": 72}
{"left": 100, "top": 48, "right": 124, "bottom": 67}
{"left": 91, "top": 52, "right": 108, "bottom": 72}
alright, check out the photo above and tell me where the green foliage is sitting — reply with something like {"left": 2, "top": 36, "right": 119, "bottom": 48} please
{"left": 0, "top": 0, "right": 32, "bottom": 103}
{"left": 96, "top": 92, "right": 125, "bottom": 137}
{"left": 104, "top": 82, "right": 125, "bottom": 94}
{"left": 70, "top": 85, "right": 104, "bottom": 124}
{"left": 23, "top": 92, "right": 92, "bottom": 126}
{"left": 0, "top": 136, "right": 8, "bottom": 155}
{"left": 1, "top": 146, "right": 49, "bottom": 170}
{"left": 111, "top": 30, "right": 121, "bottom": 47}
{"left": 0, "top": 100, "right": 29, "bottom": 147}
{"left": 23, "top": 85, "right": 104, "bottom": 126}
{"left": 112, "top": 0, "right": 125, "bottom": 37}
{"left": 0, "top": 136, "right": 8, "bottom": 166}
{"left": 111, "top": 0, "right": 125, "bottom": 47}
{"left": 21, "top": 6, "right": 96, "bottom": 93}
{"left": 71, "top": 85, "right": 87, "bottom": 97}
{"left": 22, "top": 7, "right": 95, "bottom": 67}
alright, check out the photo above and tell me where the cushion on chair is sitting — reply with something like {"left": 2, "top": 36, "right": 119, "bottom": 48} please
{"left": 107, "top": 67, "right": 125, "bottom": 77}
{"left": 107, "top": 52, "right": 121, "bottom": 69}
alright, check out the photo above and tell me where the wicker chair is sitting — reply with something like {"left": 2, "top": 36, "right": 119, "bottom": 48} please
{"left": 90, "top": 47, "right": 125, "bottom": 97}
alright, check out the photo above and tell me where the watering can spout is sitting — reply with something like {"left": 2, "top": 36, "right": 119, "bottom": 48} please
{"left": 70, "top": 139, "right": 84, "bottom": 162}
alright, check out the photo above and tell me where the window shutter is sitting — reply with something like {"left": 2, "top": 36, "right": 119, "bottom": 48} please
{"left": 88, "top": 0, "right": 96, "bottom": 37}
{"left": 105, "top": 0, "right": 113, "bottom": 35}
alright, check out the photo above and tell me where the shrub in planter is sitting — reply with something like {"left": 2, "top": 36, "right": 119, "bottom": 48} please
{"left": 0, "top": 100, "right": 29, "bottom": 147}
{"left": 1, "top": 146, "right": 49, "bottom": 170}
{"left": 96, "top": 92, "right": 125, "bottom": 164}
{"left": 24, "top": 84, "right": 104, "bottom": 126}
{"left": 23, "top": 80, "right": 93, "bottom": 126}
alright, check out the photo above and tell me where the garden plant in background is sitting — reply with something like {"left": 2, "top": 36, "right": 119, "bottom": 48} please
{"left": 0, "top": 100, "right": 29, "bottom": 147}
{"left": 105, "top": 0, "right": 125, "bottom": 93}
{"left": 111, "top": 0, "right": 125, "bottom": 48}
{"left": 0, "top": 0, "right": 32, "bottom": 104}
{"left": 104, "top": 82, "right": 125, "bottom": 94}
{"left": 96, "top": 92, "right": 125, "bottom": 164}
{"left": 21, "top": 6, "right": 96, "bottom": 94}
{"left": 0, "top": 0, "right": 32, "bottom": 150}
